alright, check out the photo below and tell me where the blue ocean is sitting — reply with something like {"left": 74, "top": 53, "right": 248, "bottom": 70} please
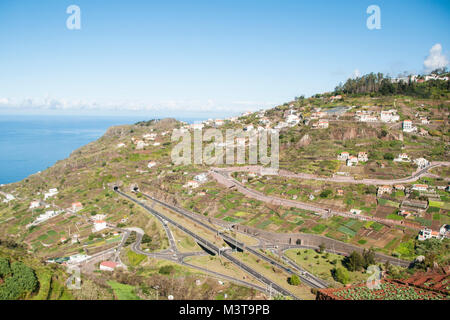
{"left": 0, "top": 114, "right": 210, "bottom": 185}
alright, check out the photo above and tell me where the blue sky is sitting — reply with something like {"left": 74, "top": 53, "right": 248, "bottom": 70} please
{"left": 0, "top": 0, "right": 449, "bottom": 117}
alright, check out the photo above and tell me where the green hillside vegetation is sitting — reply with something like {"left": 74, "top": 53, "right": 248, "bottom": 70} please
{"left": 0, "top": 239, "right": 72, "bottom": 300}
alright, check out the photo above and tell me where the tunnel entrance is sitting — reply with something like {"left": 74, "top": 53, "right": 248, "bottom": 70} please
{"left": 224, "top": 239, "right": 243, "bottom": 252}
{"left": 197, "top": 242, "right": 216, "bottom": 256}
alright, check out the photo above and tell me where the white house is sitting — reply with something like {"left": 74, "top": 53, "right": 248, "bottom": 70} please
{"left": 439, "top": 225, "right": 450, "bottom": 238}
{"left": 3, "top": 194, "right": 15, "bottom": 203}
{"left": 418, "top": 228, "right": 442, "bottom": 241}
{"left": 71, "top": 234, "right": 79, "bottom": 244}
{"left": 93, "top": 220, "right": 107, "bottom": 232}
{"left": 420, "top": 117, "right": 430, "bottom": 125}
{"left": 116, "top": 143, "right": 126, "bottom": 148}
{"left": 359, "top": 115, "right": 378, "bottom": 122}
{"left": 398, "top": 210, "right": 412, "bottom": 218}
{"left": 394, "top": 153, "right": 410, "bottom": 162}
{"left": 29, "top": 200, "right": 41, "bottom": 209}
{"left": 346, "top": 156, "right": 358, "bottom": 167}
{"left": 402, "top": 120, "right": 415, "bottom": 132}
{"left": 350, "top": 209, "right": 362, "bottom": 215}
{"left": 136, "top": 140, "right": 147, "bottom": 150}
{"left": 337, "top": 152, "right": 350, "bottom": 161}
{"left": 380, "top": 110, "right": 399, "bottom": 123}
{"left": 413, "top": 158, "right": 429, "bottom": 169}
{"left": 147, "top": 161, "right": 157, "bottom": 168}
{"left": 184, "top": 180, "right": 200, "bottom": 189}
{"left": 286, "top": 114, "right": 300, "bottom": 126}
{"left": 143, "top": 133, "right": 157, "bottom": 140}
{"left": 99, "top": 261, "right": 118, "bottom": 271}
{"left": 71, "top": 202, "right": 83, "bottom": 212}
{"left": 194, "top": 173, "right": 208, "bottom": 183}
{"left": 317, "top": 120, "right": 329, "bottom": 129}
{"left": 412, "top": 184, "right": 428, "bottom": 192}
{"left": 68, "top": 254, "right": 90, "bottom": 264}
{"left": 357, "top": 152, "right": 368, "bottom": 162}
{"left": 34, "top": 210, "right": 62, "bottom": 224}
{"left": 214, "top": 119, "right": 224, "bottom": 127}
{"left": 377, "top": 186, "right": 392, "bottom": 196}
{"left": 44, "top": 188, "right": 58, "bottom": 200}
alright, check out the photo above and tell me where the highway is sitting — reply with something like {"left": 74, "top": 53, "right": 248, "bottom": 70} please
{"left": 139, "top": 191, "right": 327, "bottom": 289}
{"left": 115, "top": 189, "right": 300, "bottom": 299}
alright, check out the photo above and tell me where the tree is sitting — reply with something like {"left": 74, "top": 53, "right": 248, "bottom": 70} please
{"left": 0, "top": 257, "right": 11, "bottom": 278}
{"left": 318, "top": 243, "right": 326, "bottom": 253}
{"left": 333, "top": 267, "right": 350, "bottom": 284}
{"left": 288, "top": 274, "right": 301, "bottom": 286}
{"left": 141, "top": 234, "right": 152, "bottom": 244}
{"left": 383, "top": 153, "right": 394, "bottom": 160}
{"left": 158, "top": 265, "right": 175, "bottom": 275}
{"left": 320, "top": 189, "right": 332, "bottom": 198}
{"left": 362, "top": 248, "right": 376, "bottom": 268}
{"left": 343, "top": 251, "right": 365, "bottom": 271}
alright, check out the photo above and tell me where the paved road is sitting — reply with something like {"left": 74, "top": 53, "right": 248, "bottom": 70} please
{"left": 210, "top": 169, "right": 426, "bottom": 230}
{"left": 212, "top": 161, "right": 450, "bottom": 186}
{"left": 115, "top": 189, "right": 300, "bottom": 299}
{"left": 140, "top": 192, "right": 327, "bottom": 289}
{"left": 138, "top": 185, "right": 411, "bottom": 269}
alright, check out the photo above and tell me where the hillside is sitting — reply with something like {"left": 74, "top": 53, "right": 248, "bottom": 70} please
{"left": 0, "top": 81, "right": 449, "bottom": 299}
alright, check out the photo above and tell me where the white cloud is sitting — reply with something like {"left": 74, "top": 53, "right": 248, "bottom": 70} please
{"left": 0, "top": 97, "right": 276, "bottom": 113}
{"left": 423, "top": 43, "right": 449, "bottom": 72}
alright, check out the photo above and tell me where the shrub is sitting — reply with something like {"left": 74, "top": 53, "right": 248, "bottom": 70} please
{"left": 320, "top": 190, "right": 332, "bottom": 198}
{"left": 158, "top": 265, "right": 175, "bottom": 275}
{"left": 333, "top": 267, "right": 350, "bottom": 285}
{"left": 287, "top": 274, "right": 301, "bottom": 286}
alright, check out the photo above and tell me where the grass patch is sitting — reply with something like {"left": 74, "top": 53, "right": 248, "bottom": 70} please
{"left": 126, "top": 250, "right": 147, "bottom": 267}
{"left": 337, "top": 226, "right": 356, "bottom": 237}
{"left": 107, "top": 281, "right": 140, "bottom": 300}
{"left": 386, "top": 214, "right": 404, "bottom": 221}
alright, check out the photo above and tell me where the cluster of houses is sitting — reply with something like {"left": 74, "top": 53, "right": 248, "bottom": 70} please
{"left": 28, "top": 209, "right": 64, "bottom": 227}
{"left": 391, "top": 73, "right": 449, "bottom": 83}
{"left": 418, "top": 224, "right": 450, "bottom": 241}
{"left": 183, "top": 172, "right": 209, "bottom": 189}
{"left": 1, "top": 193, "right": 15, "bottom": 203}
{"left": 312, "top": 120, "right": 329, "bottom": 129}
{"left": 131, "top": 131, "right": 161, "bottom": 150}
{"left": 337, "top": 151, "right": 368, "bottom": 166}
{"left": 44, "top": 188, "right": 58, "bottom": 200}
{"left": 377, "top": 183, "right": 432, "bottom": 197}
{"left": 393, "top": 154, "right": 429, "bottom": 169}
{"left": 355, "top": 109, "right": 400, "bottom": 123}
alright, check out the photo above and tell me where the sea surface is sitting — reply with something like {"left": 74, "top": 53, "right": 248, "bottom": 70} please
{"left": 0, "top": 114, "right": 206, "bottom": 185}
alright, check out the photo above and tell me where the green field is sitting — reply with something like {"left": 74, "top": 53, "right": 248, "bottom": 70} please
{"left": 107, "top": 281, "right": 140, "bottom": 300}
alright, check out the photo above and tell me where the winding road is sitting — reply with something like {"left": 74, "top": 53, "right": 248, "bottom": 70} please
{"left": 209, "top": 163, "right": 449, "bottom": 229}
{"left": 115, "top": 189, "right": 301, "bottom": 299}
